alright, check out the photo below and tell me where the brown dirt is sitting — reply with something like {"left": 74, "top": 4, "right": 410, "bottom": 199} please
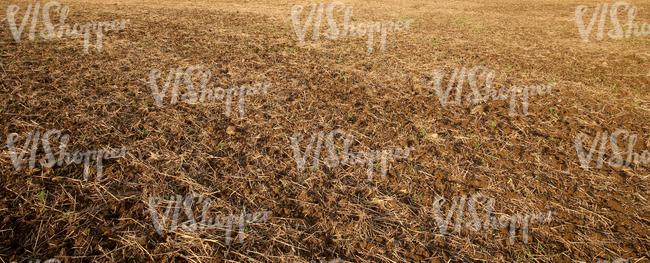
{"left": 1, "top": 0, "right": 650, "bottom": 262}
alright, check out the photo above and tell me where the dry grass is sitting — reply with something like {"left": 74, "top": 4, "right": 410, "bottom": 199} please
{"left": 1, "top": 0, "right": 650, "bottom": 262}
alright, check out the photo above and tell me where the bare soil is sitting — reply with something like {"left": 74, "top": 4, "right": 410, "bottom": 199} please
{"left": 1, "top": 0, "right": 650, "bottom": 262}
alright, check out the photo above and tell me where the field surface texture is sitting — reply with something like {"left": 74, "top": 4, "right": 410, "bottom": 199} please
{"left": 1, "top": 0, "right": 650, "bottom": 262}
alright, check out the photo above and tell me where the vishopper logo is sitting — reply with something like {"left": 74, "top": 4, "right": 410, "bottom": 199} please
{"left": 4, "top": 129, "right": 128, "bottom": 181}
{"left": 10, "top": 258, "right": 60, "bottom": 263}
{"left": 572, "top": 2, "right": 650, "bottom": 43}
{"left": 575, "top": 129, "right": 650, "bottom": 170}
{"left": 148, "top": 65, "right": 271, "bottom": 118}
{"left": 148, "top": 193, "right": 272, "bottom": 245}
{"left": 430, "top": 65, "right": 556, "bottom": 117}
{"left": 431, "top": 193, "right": 555, "bottom": 245}
{"left": 290, "top": 129, "right": 413, "bottom": 181}
{"left": 287, "top": 2, "right": 414, "bottom": 53}
{"left": 2, "top": 1, "right": 130, "bottom": 53}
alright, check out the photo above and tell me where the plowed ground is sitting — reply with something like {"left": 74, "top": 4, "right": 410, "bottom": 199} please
{"left": 1, "top": 0, "right": 650, "bottom": 262}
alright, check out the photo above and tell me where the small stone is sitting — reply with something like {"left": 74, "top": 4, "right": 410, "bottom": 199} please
{"left": 413, "top": 84, "right": 423, "bottom": 94}
{"left": 425, "top": 133, "right": 439, "bottom": 140}
{"left": 226, "top": 126, "right": 237, "bottom": 135}
{"left": 607, "top": 200, "right": 625, "bottom": 212}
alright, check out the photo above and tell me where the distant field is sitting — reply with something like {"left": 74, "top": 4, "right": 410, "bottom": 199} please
{"left": 1, "top": 0, "right": 650, "bottom": 262}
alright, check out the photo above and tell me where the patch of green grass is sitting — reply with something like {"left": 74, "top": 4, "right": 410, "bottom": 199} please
{"left": 430, "top": 38, "right": 439, "bottom": 49}
{"left": 37, "top": 190, "right": 46, "bottom": 204}
{"left": 409, "top": 163, "right": 418, "bottom": 176}
{"left": 523, "top": 246, "right": 533, "bottom": 259}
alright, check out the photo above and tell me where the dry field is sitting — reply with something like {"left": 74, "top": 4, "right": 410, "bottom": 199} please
{"left": 1, "top": 0, "right": 650, "bottom": 262}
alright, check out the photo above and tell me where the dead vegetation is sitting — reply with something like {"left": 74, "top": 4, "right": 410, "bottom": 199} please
{"left": 1, "top": 0, "right": 649, "bottom": 262}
